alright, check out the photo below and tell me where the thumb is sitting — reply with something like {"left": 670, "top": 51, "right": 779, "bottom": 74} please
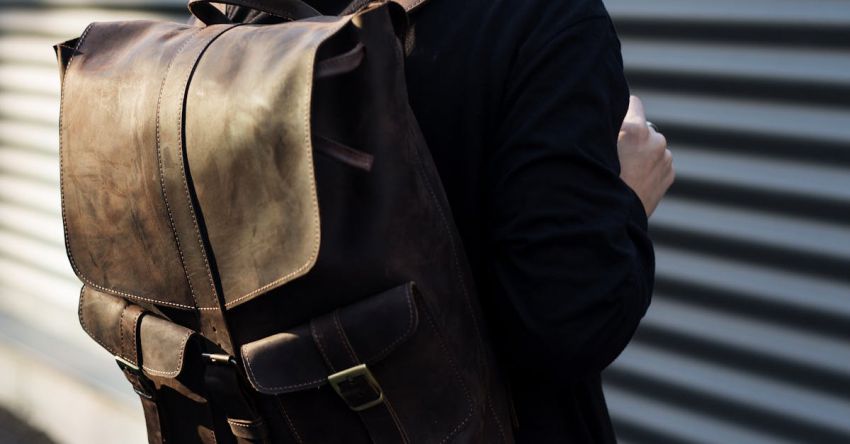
{"left": 624, "top": 95, "right": 646, "bottom": 125}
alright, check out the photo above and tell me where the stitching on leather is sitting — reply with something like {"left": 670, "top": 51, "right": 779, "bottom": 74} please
{"left": 156, "top": 26, "right": 204, "bottom": 312}
{"left": 363, "top": 283, "right": 416, "bottom": 364}
{"left": 226, "top": 419, "right": 263, "bottom": 428}
{"left": 207, "top": 427, "right": 218, "bottom": 444}
{"left": 332, "top": 310, "right": 359, "bottom": 366}
{"left": 58, "top": 23, "right": 199, "bottom": 312}
{"left": 129, "top": 308, "right": 144, "bottom": 363}
{"left": 243, "top": 347, "right": 326, "bottom": 392}
{"left": 142, "top": 329, "right": 194, "bottom": 377}
{"left": 118, "top": 305, "right": 129, "bottom": 362}
{"left": 422, "top": 300, "right": 473, "bottom": 444}
{"left": 276, "top": 397, "right": 304, "bottom": 444}
{"left": 175, "top": 27, "right": 232, "bottom": 312}
{"left": 78, "top": 286, "right": 120, "bottom": 357}
{"left": 486, "top": 394, "right": 508, "bottom": 443}
{"left": 310, "top": 319, "right": 336, "bottom": 372}
{"left": 223, "top": 19, "right": 352, "bottom": 308}
{"left": 382, "top": 394, "right": 410, "bottom": 443}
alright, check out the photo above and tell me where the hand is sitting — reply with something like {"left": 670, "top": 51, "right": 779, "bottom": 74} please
{"left": 618, "top": 96, "right": 674, "bottom": 218}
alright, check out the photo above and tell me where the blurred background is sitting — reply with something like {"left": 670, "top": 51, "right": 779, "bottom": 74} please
{"left": 0, "top": 0, "right": 848, "bottom": 443}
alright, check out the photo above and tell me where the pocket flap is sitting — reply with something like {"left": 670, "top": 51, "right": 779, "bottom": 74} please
{"left": 79, "top": 286, "right": 195, "bottom": 378}
{"left": 241, "top": 282, "right": 419, "bottom": 394}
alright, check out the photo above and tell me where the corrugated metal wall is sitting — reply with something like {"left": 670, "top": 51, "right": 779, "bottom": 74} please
{"left": 0, "top": 1, "right": 847, "bottom": 443}
{"left": 603, "top": 1, "right": 850, "bottom": 443}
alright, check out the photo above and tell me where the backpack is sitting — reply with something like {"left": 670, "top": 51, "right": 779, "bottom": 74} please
{"left": 54, "top": 0, "right": 514, "bottom": 442}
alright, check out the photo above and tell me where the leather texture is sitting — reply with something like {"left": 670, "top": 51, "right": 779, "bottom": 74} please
{"left": 57, "top": 1, "right": 514, "bottom": 442}
{"left": 241, "top": 282, "right": 418, "bottom": 394}
{"left": 79, "top": 286, "right": 196, "bottom": 379}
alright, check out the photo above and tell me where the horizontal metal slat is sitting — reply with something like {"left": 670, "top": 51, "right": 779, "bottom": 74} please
{"left": 0, "top": 120, "right": 58, "bottom": 153}
{"left": 0, "top": 8, "right": 182, "bottom": 38}
{"left": 0, "top": 231, "right": 71, "bottom": 278}
{"left": 605, "top": 0, "right": 850, "bottom": 27}
{"left": 669, "top": 146, "right": 850, "bottom": 205}
{"left": 641, "top": 296, "right": 850, "bottom": 378}
{"left": 605, "top": 385, "right": 796, "bottom": 444}
{"left": 621, "top": 39, "right": 850, "bottom": 90}
{"left": 652, "top": 198, "right": 850, "bottom": 262}
{"left": 610, "top": 343, "right": 850, "bottom": 436}
{"left": 655, "top": 247, "right": 850, "bottom": 321}
{"left": 0, "top": 175, "right": 60, "bottom": 216}
{"left": 0, "top": 36, "right": 64, "bottom": 66}
{"left": 638, "top": 90, "right": 850, "bottom": 149}
{"left": 0, "top": 65, "right": 61, "bottom": 98}
{"left": 0, "top": 92, "right": 58, "bottom": 125}
{"left": 0, "top": 145, "right": 59, "bottom": 184}
{"left": 0, "top": 202, "right": 64, "bottom": 246}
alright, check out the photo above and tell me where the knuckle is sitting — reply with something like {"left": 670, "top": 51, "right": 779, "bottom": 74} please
{"left": 620, "top": 121, "right": 645, "bottom": 137}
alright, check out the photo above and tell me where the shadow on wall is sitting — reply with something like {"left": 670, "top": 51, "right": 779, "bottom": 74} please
{"left": 602, "top": 0, "right": 850, "bottom": 443}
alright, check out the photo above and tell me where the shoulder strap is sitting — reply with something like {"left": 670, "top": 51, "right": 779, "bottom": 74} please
{"left": 189, "top": 0, "right": 321, "bottom": 24}
{"left": 341, "top": 0, "right": 427, "bottom": 15}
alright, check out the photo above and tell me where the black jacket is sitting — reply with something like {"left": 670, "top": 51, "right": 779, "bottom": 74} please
{"left": 402, "top": 0, "right": 654, "bottom": 441}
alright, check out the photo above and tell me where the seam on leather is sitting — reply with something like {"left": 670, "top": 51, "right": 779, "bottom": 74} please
{"left": 156, "top": 26, "right": 205, "bottom": 311}
{"left": 118, "top": 304, "right": 128, "bottom": 362}
{"left": 244, "top": 345, "right": 326, "bottom": 392}
{"left": 142, "top": 329, "right": 194, "bottom": 377}
{"left": 175, "top": 26, "right": 239, "bottom": 311}
{"left": 421, "top": 302, "right": 473, "bottom": 444}
{"left": 310, "top": 319, "right": 336, "bottom": 372}
{"left": 382, "top": 394, "right": 411, "bottom": 443}
{"left": 363, "top": 283, "right": 417, "bottom": 364}
{"left": 276, "top": 397, "right": 304, "bottom": 444}
{"left": 486, "top": 394, "right": 509, "bottom": 443}
{"left": 332, "top": 310, "right": 360, "bottom": 365}
{"left": 79, "top": 286, "right": 120, "bottom": 357}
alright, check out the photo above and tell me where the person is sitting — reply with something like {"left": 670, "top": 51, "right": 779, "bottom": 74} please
{"left": 228, "top": 0, "right": 673, "bottom": 441}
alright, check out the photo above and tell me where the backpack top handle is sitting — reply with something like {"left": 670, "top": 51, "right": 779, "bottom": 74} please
{"left": 188, "top": 0, "right": 322, "bottom": 25}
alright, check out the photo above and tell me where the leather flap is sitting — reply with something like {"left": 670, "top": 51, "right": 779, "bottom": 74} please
{"left": 78, "top": 286, "right": 195, "bottom": 378}
{"left": 241, "top": 282, "right": 419, "bottom": 394}
{"left": 59, "top": 16, "right": 351, "bottom": 310}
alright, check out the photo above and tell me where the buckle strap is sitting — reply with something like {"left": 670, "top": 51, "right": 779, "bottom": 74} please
{"left": 202, "top": 353, "right": 270, "bottom": 443}
{"left": 116, "top": 303, "right": 166, "bottom": 444}
{"left": 310, "top": 311, "right": 409, "bottom": 443}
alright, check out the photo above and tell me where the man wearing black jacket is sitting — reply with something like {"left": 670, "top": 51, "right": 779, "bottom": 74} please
{"left": 229, "top": 0, "right": 671, "bottom": 440}
{"left": 401, "top": 1, "right": 670, "bottom": 441}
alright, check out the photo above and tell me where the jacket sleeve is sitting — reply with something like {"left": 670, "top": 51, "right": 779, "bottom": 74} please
{"left": 483, "top": 13, "right": 654, "bottom": 383}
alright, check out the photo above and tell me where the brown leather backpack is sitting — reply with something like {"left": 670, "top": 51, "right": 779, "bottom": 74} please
{"left": 54, "top": 0, "right": 513, "bottom": 442}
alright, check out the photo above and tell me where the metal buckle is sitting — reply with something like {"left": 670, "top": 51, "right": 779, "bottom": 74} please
{"left": 115, "top": 356, "right": 156, "bottom": 399}
{"left": 202, "top": 353, "right": 238, "bottom": 366}
{"left": 327, "top": 364, "right": 384, "bottom": 412}
{"left": 115, "top": 355, "right": 140, "bottom": 372}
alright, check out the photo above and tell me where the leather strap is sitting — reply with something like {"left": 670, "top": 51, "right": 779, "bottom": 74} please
{"left": 310, "top": 312, "right": 410, "bottom": 444}
{"left": 341, "top": 0, "right": 426, "bottom": 15}
{"left": 156, "top": 23, "right": 237, "bottom": 355}
{"left": 189, "top": 0, "right": 321, "bottom": 25}
{"left": 204, "top": 358, "right": 270, "bottom": 444}
{"left": 116, "top": 304, "right": 167, "bottom": 444}
{"left": 156, "top": 23, "right": 270, "bottom": 443}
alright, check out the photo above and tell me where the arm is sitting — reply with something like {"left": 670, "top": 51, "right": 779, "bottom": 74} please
{"left": 483, "top": 13, "right": 654, "bottom": 383}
